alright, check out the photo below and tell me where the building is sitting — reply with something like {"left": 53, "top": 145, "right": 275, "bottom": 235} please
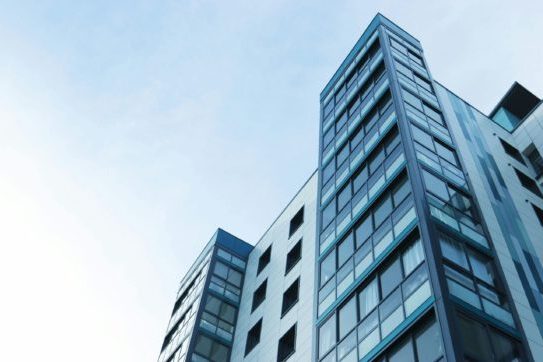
{"left": 158, "top": 13, "right": 543, "bottom": 362}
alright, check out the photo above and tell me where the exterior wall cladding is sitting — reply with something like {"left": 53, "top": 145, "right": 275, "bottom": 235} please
{"left": 158, "top": 13, "right": 543, "bottom": 362}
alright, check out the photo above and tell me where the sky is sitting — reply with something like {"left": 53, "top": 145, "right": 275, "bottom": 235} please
{"left": 0, "top": 1, "right": 542, "bottom": 361}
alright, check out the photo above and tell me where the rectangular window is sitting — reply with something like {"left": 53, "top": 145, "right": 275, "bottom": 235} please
{"left": 257, "top": 245, "right": 272, "bottom": 274}
{"left": 319, "top": 314, "right": 336, "bottom": 358}
{"left": 245, "top": 319, "right": 262, "bottom": 356}
{"left": 320, "top": 250, "right": 336, "bottom": 287}
{"left": 514, "top": 168, "right": 543, "bottom": 197}
{"left": 499, "top": 138, "right": 525, "bottom": 164}
{"left": 194, "top": 335, "right": 229, "bottom": 361}
{"left": 338, "top": 295, "right": 357, "bottom": 339}
{"left": 285, "top": 240, "right": 302, "bottom": 273}
{"left": 289, "top": 206, "right": 304, "bottom": 237}
{"left": 277, "top": 324, "right": 296, "bottom": 362}
{"left": 252, "top": 279, "right": 267, "bottom": 312}
{"left": 281, "top": 278, "right": 300, "bottom": 316}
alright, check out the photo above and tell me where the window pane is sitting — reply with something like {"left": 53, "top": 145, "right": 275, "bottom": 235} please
{"left": 423, "top": 170, "right": 449, "bottom": 200}
{"left": 359, "top": 278, "right": 379, "bottom": 318}
{"left": 319, "top": 314, "right": 336, "bottom": 357}
{"left": 458, "top": 316, "right": 493, "bottom": 361}
{"left": 214, "top": 262, "right": 229, "bottom": 279}
{"left": 393, "top": 178, "right": 410, "bottom": 206}
{"left": 374, "top": 195, "right": 393, "bottom": 227}
{"left": 440, "top": 236, "right": 468, "bottom": 270}
{"left": 320, "top": 251, "right": 336, "bottom": 287}
{"left": 369, "top": 149, "right": 385, "bottom": 175}
{"left": 411, "top": 125, "right": 434, "bottom": 149}
{"left": 388, "top": 339, "right": 415, "bottom": 362}
{"left": 228, "top": 269, "right": 242, "bottom": 287}
{"left": 435, "top": 141, "right": 457, "bottom": 165}
{"left": 322, "top": 200, "right": 336, "bottom": 229}
{"left": 338, "top": 233, "right": 354, "bottom": 267}
{"left": 338, "top": 184, "right": 352, "bottom": 211}
{"left": 415, "top": 319, "right": 443, "bottom": 362}
{"left": 402, "top": 239, "right": 424, "bottom": 275}
{"left": 468, "top": 251, "right": 495, "bottom": 285}
{"left": 353, "top": 166, "right": 368, "bottom": 192}
{"left": 355, "top": 215, "right": 373, "bottom": 247}
{"left": 339, "top": 295, "right": 357, "bottom": 339}
{"left": 490, "top": 330, "right": 521, "bottom": 362}
{"left": 381, "top": 258, "right": 402, "bottom": 297}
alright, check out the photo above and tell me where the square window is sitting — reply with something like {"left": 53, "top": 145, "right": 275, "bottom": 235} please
{"left": 422, "top": 170, "right": 449, "bottom": 201}
{"left": 252, "top": 279, "right": 267, "bottom": 312}
{"left": 281, "top": 278, "right": 300, "bottom": 316}
{"left": 411, "top": 125, "right": 434, "bottom": 150}
{"left": 277, "top": 324, "right": 297, "bottom": 362}
{"left": 285, "top": 240, "right": 302, "bottom": 274}
{"left": 257, "top": 246, "right": 272, "bottom": 275}
{"left": 289, "top": 207, "right": 304, "bottom": 237}
{"left": 245, "top": 319, "right": 262, "bottom": 356}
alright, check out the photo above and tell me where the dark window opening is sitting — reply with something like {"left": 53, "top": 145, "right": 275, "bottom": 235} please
{"left": 499, "top": 138, "right": 525, "bottom": 164}
{"left": 285, "top": 240, "right": 302, "bottom": 274}
{"left": 245, "top": 319, "right": 262, "bottom": 356}
{"left": 532, "top": 203, "right": 543, "bottom": 226}
{"left": 257, "top": 246, "right": 272, "bottom": 274}
{"left": 281, "top": 279, "right": 300, "bottom": 316}
{"left": 277, "top": 324, "right": 297, "bottom": 362}
{"left": 252, "top": 279, "right": 267, "bottom": 312}
{"left": 289, "top": 207, "right": 304, "bottom": 237}
{"left": 514, "top": 168, "right": 543, "bottom": 197}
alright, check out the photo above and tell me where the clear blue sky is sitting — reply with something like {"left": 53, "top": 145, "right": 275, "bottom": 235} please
{"left": 0, "top": 1, "right": 541, "bottom": 361}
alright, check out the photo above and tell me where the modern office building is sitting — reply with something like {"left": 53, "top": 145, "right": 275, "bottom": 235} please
{"left": 158, "top": 13, "right": 543, "bottom": 362}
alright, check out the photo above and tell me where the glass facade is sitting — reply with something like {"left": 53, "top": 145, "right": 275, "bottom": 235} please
{"left": 158, "top": 229, "right": 252, "bottom": 362}
{"left": 317, "top": 14, "right": 533, "bottom": 362}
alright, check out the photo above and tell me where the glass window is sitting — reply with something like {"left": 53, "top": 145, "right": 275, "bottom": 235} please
{"left": 353, "top": 166, "right": 368, "bottom": 192}
{"left": 403, "top": 90, "right": 422, "bottom": 110}
{"left": 320, "top": 250, "right": 336, "bottom": 287}
{"left": 228, "top": 269, "right": 242, "bottom": 287}
{"left": 319, "top": 314, "right": 336, "bottom": 357}
{"left": 388, "top": 339, "right": 415, "bottom": 362}
{"left": 490, "top": 330, "right": 521, "bottom": 362}
{"left": 369, "top": 148, "right": 385, "bottom": 174}
{"left": 374, "top": 195, "right": 392, "bottom": 227}
{"left": 458, "top": 315, "right": 493, "bottom": 361}
{"left": 322, "top": 200, "right": 336, "bottom": 229}
{"left": 423, "top": 103, "right": 443, "bottom": 125}
{"left": 415, "top": 319, "right": 443, "bottom": 362}
{"left": 339, "top": 295, "right": 357, "bottom": 339}
{"left": 423, "top": 170, "right": 449, "bottom": 201}
{"left": 323, "top": 127, "right": 334, "bottom": 147}
{"left": 359, "top": 278, "right": 379, "bottom": 318}
{"left": 393, "top": 178, "right": 410, "bottom": 206}
{"left": 381, "top": 258, "right": 402, "bottom": 297}
{"left": 440, "top": 236, "right": 469, "bottom": 270}
{"left": 338, "top": 233, "right": 354, "bottom": 267}
{"left": 402, "top": 239, "right": 424, "bottom": 275}
{"left": 468, "top": 251, "right": 495, "bottom": 285}
{"left": 435, "top": 141, "right": 457, "bottom": 165}
{"left": 337, "top": 112, "right": 348, "bottom": 131}
{"left": 245, "top": 319, "right": 262, "bottom": 355}
{"left": 323, "top": 162, "right": 334, "bottom": 183}
{"left": 289, "top": 206, "right": 304, "bottom": 237}
{"left": 386, "top": 131, "right": 401, "bottom": 155}
{"left": 337, "top": 184, "right": 352, "bottom": 211}
{"left": 411, "top": 125, "right": 433, "bottom": 149}
{"left": 355, "top": 216, "right": 373, "bottom": 247}
{"left": 414, "top": 74, "right": 432, "bottom": 92}
{"left": 214, "top": 262, "right": 229, "bottom": 280}
{"left": 277, "top": 324, "right": 296, "bottom": 362}
{"left": 337, "top": 144, "right": 350, "bottom": 166}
